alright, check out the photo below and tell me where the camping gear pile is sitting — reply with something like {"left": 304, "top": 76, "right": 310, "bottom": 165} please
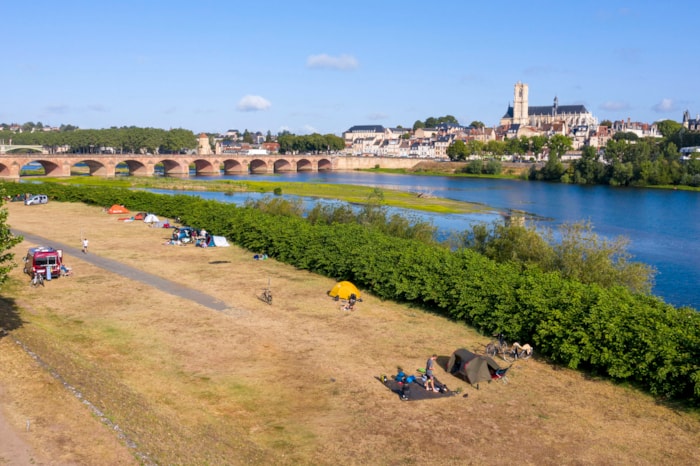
{"left": 381, "top": 368, "right": 453, "bottom": 401}
{"left": 108, "top": 205, "right": 230, "bottom": 248}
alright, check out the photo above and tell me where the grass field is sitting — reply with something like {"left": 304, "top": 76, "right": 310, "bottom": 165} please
{"left": 0, "top": 200, "right": 699, "bottom": 465}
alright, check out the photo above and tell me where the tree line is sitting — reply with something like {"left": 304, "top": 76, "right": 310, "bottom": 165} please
{"left": 447, "top": 121, "right": 700, "bottom": 188}
{"left": 276, "top": 132, "right": 345, "bottom": 154}
{"left": 0, "top": 126, "right": 197, "bottom": 155}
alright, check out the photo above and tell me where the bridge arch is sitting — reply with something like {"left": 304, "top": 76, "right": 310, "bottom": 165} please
{"left": 318, "top": 158, "right": 332, "bottom": 171}
{"left": 0, "top": 162, "right": 16, "bottom": 178}
{"left": 116, "top": 159, "right": 151, "bottom": 176}
{"left": 69, "top": 159, "right": 109, "bottom": 176}
{"left": 274, "top": 159, "right": 294, "bottom": 172}
{"left": 222, "top": 158, "right": 246, "bottom": 174}
{"left": 249, "top": 159, "right": 270, "bottom": 174}
{"left": 191, "top": 158, "right": 219, "bottom": 176}
{"left": 296, "top": 158, "right": 313, "bottom": 171}
{"left": 18, "top": 158, "right": 64, "bottom": 177}
{"left": 155, "top": 158, "right": 188, "bottom": 177}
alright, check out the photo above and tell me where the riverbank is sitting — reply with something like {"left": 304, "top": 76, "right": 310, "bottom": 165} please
{"left": 36, "top": 175, "right": 490, "bottom": 214}
{"left": 0, "top": 200, "right": 698, "bottom": 464}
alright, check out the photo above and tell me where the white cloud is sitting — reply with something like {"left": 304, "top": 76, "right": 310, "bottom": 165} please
{"left": 306, "top": 54, "right": 358, "bottom": 70}
{"left": 236, "top": 95, "right": 272, "bottom": 112}
{"left": 652, "top": 98, "right": 675, "bottom": 113}
{"left": 600, "top": 101, "right": 631, "bottom": 112}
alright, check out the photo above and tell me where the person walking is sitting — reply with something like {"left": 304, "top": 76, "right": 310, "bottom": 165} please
{"left": 425, "top": 354, "right": 438, "bottom": 392}
{"left": 82, "top": 237, "right": 89, "bottom": 254}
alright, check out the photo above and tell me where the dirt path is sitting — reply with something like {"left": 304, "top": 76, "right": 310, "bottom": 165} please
{"left": 14, "top": 230, "right": 229, "bottom": 312}
{"left": 0, "top": 398, "right": 37, "bottom": 465}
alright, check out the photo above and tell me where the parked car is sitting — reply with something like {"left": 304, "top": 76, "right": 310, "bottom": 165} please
{"left": 23, "top": 246, "right": 63, "bottom": 279}
{"left": 24, "top": 194, "right": 48, "bottom": 205}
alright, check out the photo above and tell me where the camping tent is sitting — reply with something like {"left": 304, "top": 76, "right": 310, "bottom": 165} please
{"left": 446, "top": 348, "right": 502, "bottom": 385}
{"left": 211, "top": 235, "right": 230, "bottom": 247}
{"left": 328, "top": 281, "right": 361, "bottom": 300}
{"left": 108, "top": 204, "right": 130, "bottom": 214}
{"left": 198, "top": 235, "right": 230, "bottom": 247}
{"left": 143, "top": 213, "right": 159, "bottom": 223}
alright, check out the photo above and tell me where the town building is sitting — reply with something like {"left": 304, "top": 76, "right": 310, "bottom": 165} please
{"left": 499, "top": 82, "right": 598, "bottom": 129}
{"left": 682, "top": 110, "right": 700, "bottom": 131}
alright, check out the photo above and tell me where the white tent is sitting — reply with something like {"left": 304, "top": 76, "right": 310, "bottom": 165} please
{"left": 144, "top": 213, "right": 159, "bottom": 223}
{"left": 212, "top": 236, "right": 230, "bottom": 247}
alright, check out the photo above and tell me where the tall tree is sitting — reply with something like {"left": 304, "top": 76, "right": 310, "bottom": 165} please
{"left": 446, "top": 140, "right": 467, "bottom": 161}
{"left": 547, "top": 134, "right": 573, "bottom": 158}
{"left": 655, "top": 119, "right": 682, "bottom": 138}
{"left": 0, "top": 198, "right": 23, "bottom": 286}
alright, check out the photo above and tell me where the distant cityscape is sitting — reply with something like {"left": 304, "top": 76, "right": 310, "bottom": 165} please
{"left": 3, "top": 82, "right": 700, "bottom": 161}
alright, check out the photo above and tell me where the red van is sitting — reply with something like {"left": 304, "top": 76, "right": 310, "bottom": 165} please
{"left": 23, "top": 247, "right": 63, "bottom": 279}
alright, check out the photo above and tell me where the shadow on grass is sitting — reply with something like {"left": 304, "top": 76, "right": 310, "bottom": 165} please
{"left": 0, "top": 296, "right": 23, "bottom": 337}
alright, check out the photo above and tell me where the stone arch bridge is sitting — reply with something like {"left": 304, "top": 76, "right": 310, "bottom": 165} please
{"left": 0, "top": 153, "right": 422, "bottom": 179}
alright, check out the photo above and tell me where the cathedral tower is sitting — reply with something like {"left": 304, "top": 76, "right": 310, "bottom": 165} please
{"left": 513, "top": 82, "right": 529, "bottom": 124}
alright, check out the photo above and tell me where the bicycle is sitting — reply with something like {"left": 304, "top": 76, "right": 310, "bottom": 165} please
{"left": 485, "top": 333, "right": 510, "bottom": 361}
{"left": 259, "top": 278, "right": 272, "bottom": 305}
{"left": 506, "top": 342, "right": 533, "bottom": 361}
{"left": 30, "top": 272, "right": 45, "bottom": 287}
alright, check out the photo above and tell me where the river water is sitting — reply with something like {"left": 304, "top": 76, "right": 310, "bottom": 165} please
{"left": 160, "top": 171, "right": 699, "bottom": 310}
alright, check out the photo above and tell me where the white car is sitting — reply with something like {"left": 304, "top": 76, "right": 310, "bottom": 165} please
{"left": 24, "top": 194, "right": 48, "bottom": 205}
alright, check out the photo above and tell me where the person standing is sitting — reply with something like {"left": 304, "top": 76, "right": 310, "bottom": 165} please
{"left": 82, "top": 237, "right": 89, "bottom": 254}
{"left": 425, "top": 354, "right": 438, "bottom": 392}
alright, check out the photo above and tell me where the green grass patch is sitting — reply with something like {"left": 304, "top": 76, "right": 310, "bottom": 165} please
{"left": 34, "top": 176, "right": 488, "bottom": 214}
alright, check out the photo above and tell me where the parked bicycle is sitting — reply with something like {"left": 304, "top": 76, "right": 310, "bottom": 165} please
{"left": 485, "top": 333, "right": 509, "bottom": 361}
{"left": 30, "top": 272, "right": 45, "bottom": 287}
{"left": 259, "top": 278, "right": 272, "bottom": 305}
{"left": 506, "top": 342, "right": 533, "bottom": 361}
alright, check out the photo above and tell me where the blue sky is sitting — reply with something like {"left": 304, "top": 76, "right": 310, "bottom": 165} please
{"left": 3, "top": 1, "right": 698, "bottom": 135}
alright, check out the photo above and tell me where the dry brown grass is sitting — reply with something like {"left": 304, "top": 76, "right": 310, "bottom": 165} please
{"left": 0, "top": 201, "right": 699, "bottom": 465}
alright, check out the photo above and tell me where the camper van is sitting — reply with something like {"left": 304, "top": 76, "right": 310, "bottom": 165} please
{"left": 24, "top": 194, "right": 48, "bottom": 206}
{"left": 23, "top": 247, "right": 63, "bottom": 279}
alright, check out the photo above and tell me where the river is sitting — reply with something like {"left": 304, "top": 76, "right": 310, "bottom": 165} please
{"left": 158, "top": 171, "right": 699, "bottom": 310}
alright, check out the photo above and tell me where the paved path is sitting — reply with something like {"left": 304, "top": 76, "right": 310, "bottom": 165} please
{"left": 15, "top": 230, "right": 230, "bottom": 312}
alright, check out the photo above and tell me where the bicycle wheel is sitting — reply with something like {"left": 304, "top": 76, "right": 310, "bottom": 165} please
{"left": 485, "top": 342, "right": 497, "bottom": 357}
{"left": 502, "top": 348, "right": 514, "bottom": 362}
{"left": 499, "top": 342, "right": 511, "bottom": 361}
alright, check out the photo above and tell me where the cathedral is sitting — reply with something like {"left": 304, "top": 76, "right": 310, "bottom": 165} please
{"left": 499, "top": 82, "right": 598, "bottom": 128}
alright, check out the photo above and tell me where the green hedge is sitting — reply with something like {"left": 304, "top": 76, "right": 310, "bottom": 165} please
{"left": 3, "top": 182, "right": 699, "bottom": 403}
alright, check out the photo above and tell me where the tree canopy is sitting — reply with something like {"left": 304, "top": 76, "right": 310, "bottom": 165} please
{"left": 0, "top": 197, "right": 23, "bottom": 287}
{"left": 0, "top": 126, "right": 197, "bottom": 154}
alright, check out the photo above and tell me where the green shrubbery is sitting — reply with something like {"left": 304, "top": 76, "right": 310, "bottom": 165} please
{"left": 3, "top": 181, "right": 699, "bottom": 404}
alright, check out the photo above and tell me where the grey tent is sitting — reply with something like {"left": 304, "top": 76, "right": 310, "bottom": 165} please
{"left": 446, "top": 348, "right": 502, "bottom": 385}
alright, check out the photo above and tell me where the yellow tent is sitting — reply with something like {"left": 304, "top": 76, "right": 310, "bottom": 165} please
{"left": 328, "top": 281, "right": 361, "bottom": 300}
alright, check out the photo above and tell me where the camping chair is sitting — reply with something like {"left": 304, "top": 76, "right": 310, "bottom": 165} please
{"left": 491, "top": 367, "right": 510, "bottom": 384}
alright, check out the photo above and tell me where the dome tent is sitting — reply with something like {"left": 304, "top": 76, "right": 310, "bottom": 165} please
{"left": 446, "top": 348, "right": 503, "bottom": 386}
{"left": 328, "top": 281, "right": 361, "bottom": 300}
